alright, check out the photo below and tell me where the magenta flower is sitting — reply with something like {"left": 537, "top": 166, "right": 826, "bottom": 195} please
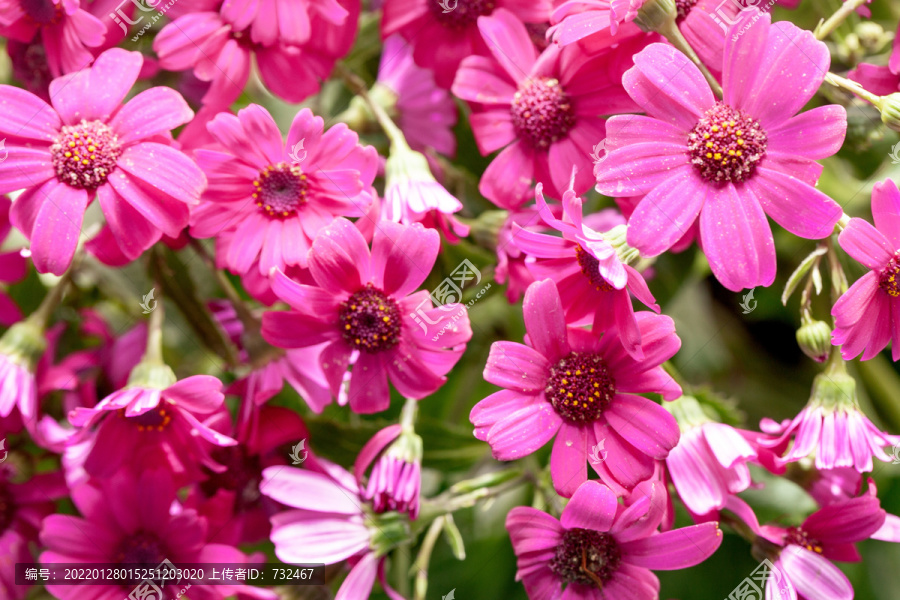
{"left": 68, "top": 373, "right": 238, "bottom": 481}
{"left": 833, "top": 179, "right": 900, "bottom": 360}
{"left": 0, "top": 197, "right": 27, "bottom": 327}
{"left": 381, "top": 0, "right": 550, "bottom": 89}
{"left": 40, "top": 469, "right": 274, "bottom": 600}
{"left": 548, "top": 0, "right": 643, "bottom": 42}
{"left": 595, "top": 11, "right": 846, "bottom": 291}
{"left": 354, "top": 423, "right": 422, "bottom": 519}
{"left": 0, "top": 48, "right": 205, "bottom": 275}
{"left": 261, "top": 461, "right": 403, "bottom": 600}
{"left": 0, "top": 0, "right": 105, "bottom": 76}
{"left": 665, "top": 410, "right": 757, "bottom": 515}
{"left": 507, "top": 480, "right": 722, "bottom": 599}
{"left": 190, "top": 105, "right": 378, "bottom": 276}
{"left": 758, "top": 494, "right": 887, "bottom": 600}
{"left": 262, "top": 218, "right": 472, "bottom": 413}
{"left": 377, "top": 34, "right": 458, "bottom": 156}
{"left": 452, "top": 8, "right": 645, "bottom": 203}
{"left": 471, "top": 279, "right": 681, "bottom": 496}
{"left": 154, "top": 0, "right": 357, "bottom": 106}
{"left": 513, "top": 182, "right": 659, "bottom": 358}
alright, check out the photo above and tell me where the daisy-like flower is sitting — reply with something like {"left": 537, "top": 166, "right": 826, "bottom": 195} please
{"left": 664, "top": 395, "right": 757, "bottom": 516}
{"left": 39, "top": 469, "right": 275, "bottom": 600}
{"left": 261, "top": 218, "right": 472, "bottom": 413}
{"left": 381, "top": 0, "right": 550, "bottom": 89}
{"left": 375, "top": 34, "right": 458, "bottom": 156}
{"left": 832, "top": 179, "right": 900, "bottom": 360}
{"left": 452, "top": 9, "right": 645, "bottom": 204}
{"left": 0, "top": 48, "right": 205, "bottom": 275}
{"left": 190, "top": 105, "right": 378, "bottom": 277}
{"left": 756, "top": 493, "right": 887, "bottom": 600}
{"left": 261, "top": 460, "right": 405, "bottom": 600}
{"left": 595, "top": 10, "right": 847, "bottom": 291}
{"left": 0, "top": 0, "right": 105, "bottom": 76}
{"left": 68, "top": 364, "right": 238, "bottom": 482}
{"left": 507, "top": 480, "right": 722, "bottom": 599}
{"left": 471, "top": 279, "right": 681, "bottom": 496}
{"left": 513, "top": 182, "right": 658, "bottom": 358}
{"left": 354, "top": 416, "right": 423, "bottom": 519}
{"left": 154, "top": 0, "right": 357, "bottom": 106}
{"left": 547, "top": 0, "right": 644, "bottom": 42}
{"left": 759, "top": 355, "right": 900, "bottom": 473}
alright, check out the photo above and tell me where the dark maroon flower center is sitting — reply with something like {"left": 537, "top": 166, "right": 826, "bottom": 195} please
{"left": 687, "top": 102, "right": 767, "bottom": 184}
{"left": 200, "top": 447, "right": 262, "bottom": 511}
{"left": 253, "top": 163, "right": 309, "bottom": 219}
{"left": 339, "top": 285, "right": 402, "bottom": 353}
{"left": 545, "top": 352, "right": 616, "bottom": 423}
{"left": 21, "top": 0, "right": 63, "bottom": 25}
{"left": 510, "top": 78, "right": 575, "bottom": 150}
{"left": 878, "top": 251, "right": 900, "bottom": 297}
{"left": 576, "top": 246, "right": 615, "bottom": 292}
{"left": 550, "top": 528, "right": 621, "bottom": 588}
{"left": 119, "top": 404, "right": 174, "bottom": 432}
{"left": 427, "top": 0, "right": 495, "bottom": 29}
{"left": 0, "top": 486, "right": 15, "bottom": 534}
{"left": 675, "top": 0, "right": 699, "bottom": 21}
{"left": 115, "top": 531, "right": 167, "bottom": 565}
{"left": 785, "top": 526, "right": 823, "bottom": 554}
{"left": 50, "top": 120, "right": 121, "bottom": 189}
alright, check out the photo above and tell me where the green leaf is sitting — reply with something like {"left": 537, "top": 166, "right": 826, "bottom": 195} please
{"left": 781, "top": 247, "right": 826, "bottom": 305}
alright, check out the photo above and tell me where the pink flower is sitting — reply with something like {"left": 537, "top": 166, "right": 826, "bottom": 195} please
{"left": 548, "top": 0, "right": 644, "bottom": 41}
{"left": 0, "top": 49, "right": 205, "bottom": 275}
{"left": 0, "top": 197, "right": 26, "bottom": 327}
{"left": 452, "top": 9, "right": 645, "bottom": 204}
{"left": 354, "top": 423, "right": 422, "bottom": 519}
{"left": 595, "top": 11, "right": 846, "bottom": 291}
{"left": 506, "top": 480, "right": 722, "bottom": 599}
{"left": 513, "top": 183, "right": 658, "bottom": 358}
{"left": 39, "top": 469, "right": 273, "bottom": 600}
{"left": 262, "top": 218, "right": 472, "bottom": 413}
{"left": 471, "top": 279, "right": 681, "bottom": 496}
{"left": 68, "top": 373, "right": 238, "bottom": 481}
{"left": 190, "top": 105, "right": 378, "bottom": 276}
{"left": 665, "top": 406, "right": 757, "bottom": 515}
{"left": 758, "top": 494, "right": 887, "bottom": 600}
{"left": 188, "top": 404, "right": 310, "bottom": 545}
{"left": 0, "top": 0, "right": 105, "bottom": 76}
{"left": 261, "top": 461, "right": 403, "bottom": 600}
{"left": 381, "top": 0, "right": 550, "bottom": 89}
{"left": 377, "top": 34, "right": 458, "bottom": 156}
{"left": 832, "top": 179, "right": 900, "bottom": 360}
{"left": 153, "top": 0, "right": 357, "bottom": 106}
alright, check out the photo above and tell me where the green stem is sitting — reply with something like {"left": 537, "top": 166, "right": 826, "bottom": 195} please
{"left": 400, "top": 397, "right": 418, "bottom": 434}
{"left": 815, "top": 0, "right": 869, "bottom": 40}
{"left": 27, "top": 270, "right": 73, "bottom": 330}
{"left": 824, "top": 72, "right": 883, "bottom": 107}
{"left": 144, "top": 291, "right": 165, "bottom": 365}
{"left": 335, "top": 63, "right": 408, "bottom": 149}
{"left": 411, "top": 516, "right": 445, "bottom": 600}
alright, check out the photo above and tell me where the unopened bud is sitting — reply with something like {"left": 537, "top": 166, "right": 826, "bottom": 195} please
{"left": 796, "top": 319, "right": 833, "bottom": 363}
{"left": 634, "top": 0, "right": 676, "bottom": 32}
{"left": 880, "top": 93, "right": 900, "bottom": 133}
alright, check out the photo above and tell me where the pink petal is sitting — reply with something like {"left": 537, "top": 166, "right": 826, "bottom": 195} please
{"left": 750, "top": 167, "right": 842, "bottom": 240}
{"left": 485, "top": 401, "right": 562, "bottom": 461}
{"left": 522, "top": 279, "right": 569, "bottom": 360}
{"left": 839, "top": 218, "right": 893, "bottom": 270}
{"left": 308, "top": 217, "right": 371, "bottom": 294}
{"left": 371, "top": 220, "right": 439, "bottom": 297}
{"left": 624, "top": 167, "right": 706, "bottom": 257}
{"left": 780, "top": 546, "right": 852, "bottom": 600}
{"left": 550, "top": 421, "right": 588, "bottom": 497}
{"left": 483, "top": 341, "right": 549, "bottom": 393}
{"left": 110, "top": 87, "right": 194, "bottom": 145}
{"left": 0, "top": 84, "right": 60, "bottom": 141}
{"left": 619, "top": 522, "right": 722, "bottom": 569}
{"left": 606, "top": 394, "right": 679, "bottom": 460}
{"left": 476, "top": 8, "right": 537, "bottom": 83}
{"left": 766, "top": 105, "right": 847, "bottom": 160}
{"left": 335, "top": 553, "right": 379, "bottom": 600}
{"left": 165, "top": 375, "right": 224, "bottom": 414}
{"left": 29, "top": 180, "right": 89, "bottom": 275}
{"left": 561, "top": 480, "right": 617, "bottom": 532}
{"left": 594, "top": 143, "right": 691, "bottom": 197}
{"left": 872, "top": 179, "right": 900, "bottom": 248}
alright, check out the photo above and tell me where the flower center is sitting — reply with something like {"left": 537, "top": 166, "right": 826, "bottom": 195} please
{"left": 785, "top": 526, "right": 823, "bottom": 554}
{"left": 21, "top": 0, "right": 63, "bottom": 25}
{"left": 115, "top": 531, "right": 167, "bottom": 565}
{"left": 253, "top": 163, "right": 309, "bottom": 219}
{"left": 427, "top": 0, "right": 495, "bottom": 29}
{"left": 878, "top": 251, "right": 900, "bottom": 297}
{"left": 0, "top": 486, "right": 15, "bottom": 534}
{"left": 50, "top": 120, "right": 121, "bottom": 189}
{"left": 550, "top": 528, "right": 621, "bottom": 588}
{"left": 339, "top": 285, "right": 402, "bottom": 353}
{"left": 119, "top": 404, "right": 173, "bottom": 433}
{"left": 545, "top": 352, "right": 616, "bottom": 423}
{"left": 510, "top": 78, "right": 575, "bottom": 150}
{"left": 575, "top": 246, "right": 615, "bottom": 292}
{"left": 675, "top": 0, "right": 698, "bottom": 21}
{"left": 687, "top": 102, "right": 767, "bottom": 184}
{"left": 200, "top": 447, "right": 262, "bottom": 511}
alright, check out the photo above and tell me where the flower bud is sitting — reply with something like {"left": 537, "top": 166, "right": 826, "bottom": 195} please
{"left": 634, "top": 0, "right": 676, "bottom": 32}
{"left": 796, "top": 319, "right": 833, "bottom": 363}
{"left": 601, "top": 224, "right": 641, "bottom": 265}
{"left": 880, "top": 93, "right": 900, "bottom": 133}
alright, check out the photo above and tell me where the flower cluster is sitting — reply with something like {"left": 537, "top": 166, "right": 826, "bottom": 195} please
{"left": 0, "top": 1, "right": 898, "bottom": 599}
